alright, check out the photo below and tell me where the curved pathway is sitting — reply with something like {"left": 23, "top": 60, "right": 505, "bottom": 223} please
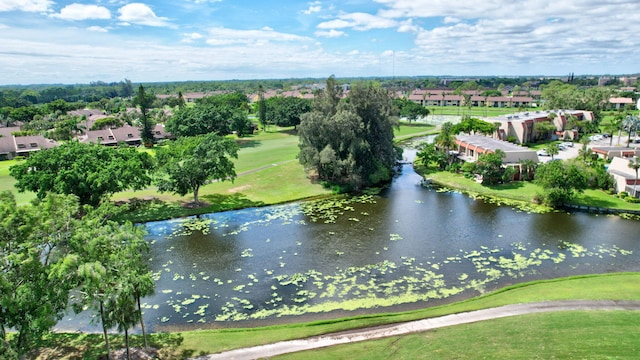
{"left": 192, "top": 300, "right": 640, "bottom": 360}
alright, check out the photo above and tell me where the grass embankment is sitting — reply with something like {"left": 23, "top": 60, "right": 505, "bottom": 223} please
{"left": 420, "top": 165, "right": 640, "bottom": 213}
{"left": 33, "top": 273, "right": 640, "bottom": 359}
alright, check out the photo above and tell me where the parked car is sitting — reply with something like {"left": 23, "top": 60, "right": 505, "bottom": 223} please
{"left": 537, "top": 149, "right": 549, "bottom": 156}
{"left": 561, "top": 142, "right": 574, "bottom": 147}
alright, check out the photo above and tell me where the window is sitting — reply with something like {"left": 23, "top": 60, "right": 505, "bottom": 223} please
{"left": 108, "top": 135, "right": 115, "bottom": 140}
{"left": 98, "top": 136, "right": 104, "bottom": 141}
{"left": 30, "top": 143, "right": 38, "bottom": 148}
{"left": 127, "top": 133, "right": 134, "bottom": 138}
{"left": 17, "top": 143, "right": 26, "bottom": 149}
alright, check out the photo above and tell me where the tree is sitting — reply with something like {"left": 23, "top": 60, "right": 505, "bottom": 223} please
{"left": 610, "top": 113, "right": 624, "bottom": 146}
{"left": 257, "top": 85, "right": 267, "bottom": 131}
{"left": 535, "top": 160, "right": 588, "bottom": 206}
{"left": 629, "top": 157, "right": 640, "bottom": 198}
{"left": 519, "top": 159, "right": 538, "bottom": 181}
{"left": 10, "top": 142, "right": 154, "bottom": 206}
{"left": 416, "top": 143, "right": 448, "bottom": 170}
{"left": 69, "top": 205, "right": 152, "bottom": 360}
{"left": 474, "top": 150, "right": 507, "bottom": 185}
{"left": 132, "top": 85, "right": 156, "bottom": 145}
{"left": 298, "top": 78, "right": 399, "bottom": 190}
{"left": 0, "top": 193, "right": 80, "bottom": 356}
{"left": 623, "top": 115, "right": 640, "bottom": 148}
{"left": 167, "top": 102, "right": 248, "bottom": 137}
{"left": 534, "top": 121, "right": 556, "bottom": 141}
{"left": 434, "top": 122, "right": 456, "bottom": 163}
{"left": 452, "top": 117, "right": 495, "bottom": 135}
{"left": 155, "top": 133, "right": 239, "bottom": 204}
{"left": 545, "top": 143, "right": 560, "bottom": 160}
{"left": 393, "top": 97, "right": 429, "bottom": 123}
{"left": 265, "top": 96, "right": 311, "bottom": 129}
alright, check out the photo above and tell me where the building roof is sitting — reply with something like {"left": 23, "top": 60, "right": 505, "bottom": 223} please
{"left": 456, "top": 135, "right": 530, "bottom": 153}
{"left": 608, "top": 97, "right": 634, "bottom": 104}
{"left": 487, "top": 109, "right": 588, "bottom": 123}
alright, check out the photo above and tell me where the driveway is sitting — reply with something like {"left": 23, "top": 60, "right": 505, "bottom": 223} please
{"left": 191, "top": 300, "right": 640, "bottom": 360}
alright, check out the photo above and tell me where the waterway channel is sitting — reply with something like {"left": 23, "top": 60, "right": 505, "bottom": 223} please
{"left": 59, "top": 142, "right": 640, "bottom": 332}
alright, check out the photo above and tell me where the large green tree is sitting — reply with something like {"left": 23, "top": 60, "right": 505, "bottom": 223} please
{"left": 265, "top": 96, "right": 311, "bottom": 128}
{"left": 535, "top": 160, "right": 588, "bottom": 206}
{"left": 167, "top": 103, "right": 248, "bottom": 137}
{"left": 155, "top": 133, "right": 239, "bottom": 204}
{"left": 10, "top": 142, "right": 154, "bottom": 206}
{"left": 393, "top": 97, "right": 430, "bottom": 123}
{"left": 298, "top": 77, "right": 400, "bottom": 190}
{"left": 0, "top": 193, "right": 81, "bottom": 357}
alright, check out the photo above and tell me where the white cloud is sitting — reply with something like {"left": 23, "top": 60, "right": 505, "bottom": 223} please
{"left": 303, "top": 2, "right": 321, "bottom": 15}
{"left": 0, "top": 0, "right": 53, "bottom": 12}
{"left": 443, "top": 17, "right": 460, "bottom": 24}
{"left": 87, "top": 26, "right": 108, "bottom": 32}
{"left": 117, "top": 3, "right": 173, "bottom": 27}
{"left": 315, "top": 29, "right": 345, "bottom": 38}
{"left": 397, "top": 19, "right": 418, "bottom": 33}
{"left": 51, "top": 4, "right": 111, "bottom": 21}
{"left": 181, "top": 32, "right": 203, "bottom": 43}
{"left": 317, "top": 12, "right": 397, "bottom": 31}
{"left": 204, "top": 27, "right": 312, "bottom": 46}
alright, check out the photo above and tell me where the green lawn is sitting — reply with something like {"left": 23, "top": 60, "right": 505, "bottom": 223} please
{"left": 0, "top": 159, "right": 36, "bottom": 204}
{"left": 275, "top": 311, "right": 640, "bottom": 359}
{"left": 426, "top": 106, "right": 523, "bottom": 117}
{"left": 30, "top": 273, "right": 640, "bottom": 359}
{"left": 423, "top": 167, "right": 640, "bottom": 212}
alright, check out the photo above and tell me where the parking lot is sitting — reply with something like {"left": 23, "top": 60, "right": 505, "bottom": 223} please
{"left": 536, "top": 135, "right": 640, "bottom": 163}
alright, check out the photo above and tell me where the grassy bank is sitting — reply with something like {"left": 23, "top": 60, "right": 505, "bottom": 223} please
{"left": 420, "top": 165, "right": 640, "bottom": 213}
{"left": 31, "top": 272, "right": 640, "bottom": 359}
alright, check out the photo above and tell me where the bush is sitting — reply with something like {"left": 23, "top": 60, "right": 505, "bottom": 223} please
{"left": 625, "top": 197, "right": 640, "bottom": 203}
{"left": 619, "top": 191, "right": 628, "bottom": 198}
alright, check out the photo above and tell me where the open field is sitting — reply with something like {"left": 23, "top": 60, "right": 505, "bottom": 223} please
{"left": 31, "top": 273, "right": 640, "bottom": 359}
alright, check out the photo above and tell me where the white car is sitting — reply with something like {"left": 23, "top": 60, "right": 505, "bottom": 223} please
{"left": 561, "top": 142, "right": 574, "bottom": 147}
{"left": 537, "top": 149, "right": 549, "bottom": 156}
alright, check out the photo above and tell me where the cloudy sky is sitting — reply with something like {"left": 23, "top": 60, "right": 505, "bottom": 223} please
{"left": 1, "top": 0, "right": 639, "bottom": 85}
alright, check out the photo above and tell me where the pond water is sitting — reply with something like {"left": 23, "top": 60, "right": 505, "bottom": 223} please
{"left": 59, "top": 143, "right": 640, "bottom": 332}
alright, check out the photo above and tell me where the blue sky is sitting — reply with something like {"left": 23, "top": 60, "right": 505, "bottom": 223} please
{"left": 1, "top": 0, "right": 639, "bottom": 85}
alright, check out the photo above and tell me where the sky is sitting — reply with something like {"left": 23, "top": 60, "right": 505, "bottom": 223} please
{"left": 1, "top": 0, "right": 639, "bottom": 85}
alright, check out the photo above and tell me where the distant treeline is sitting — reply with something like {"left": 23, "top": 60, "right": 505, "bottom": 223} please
{"left": 1, "top": 75, "right": 634, "bottom": 111}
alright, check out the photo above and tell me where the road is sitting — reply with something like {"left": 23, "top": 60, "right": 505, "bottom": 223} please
{"left": 191, "top": 300, "right": 640, "bottom": 360}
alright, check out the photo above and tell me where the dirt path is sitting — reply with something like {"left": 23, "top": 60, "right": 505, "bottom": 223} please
{"left": 191, "top": 300, "right": 640, "bottom": 360}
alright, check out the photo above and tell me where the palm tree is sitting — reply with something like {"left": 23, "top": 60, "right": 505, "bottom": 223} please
{"left": 545, "top": 143, "right": 560, "bottom": 160}
{"left": 608, "top": 114, "right": 624, "bottom": 146}
{"left": 623, "top": 115, "right": 640, "bottom": 148}
{"left": 629, "top": 157, "right": 640, "bottom": 198}
{"left": 435, "top": 122, "right": 456, "bottom": 164}
{"left": 609, "top": 114, "right": 624, "bottom": 146}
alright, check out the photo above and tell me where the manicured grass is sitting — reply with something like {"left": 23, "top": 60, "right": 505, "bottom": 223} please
{"left": 275, "top": 311, "right": 640, "bottom": 359}
{"left": 394, "top": 122, "right": 438, "bottom": 141}
{"left": 426, "top": 106, "right": 523, "bottom": 117}
{"left": 423, "top": 168, "right": 543, "bottom": 205}
{"left": 30, "top": 273, "right": 640, "bottom": 359}
{"left": 422, "top": 167, "right": 640, "bottom": 212}
{"left": 0, "top": 159, "right": 36, "bottom": 204}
